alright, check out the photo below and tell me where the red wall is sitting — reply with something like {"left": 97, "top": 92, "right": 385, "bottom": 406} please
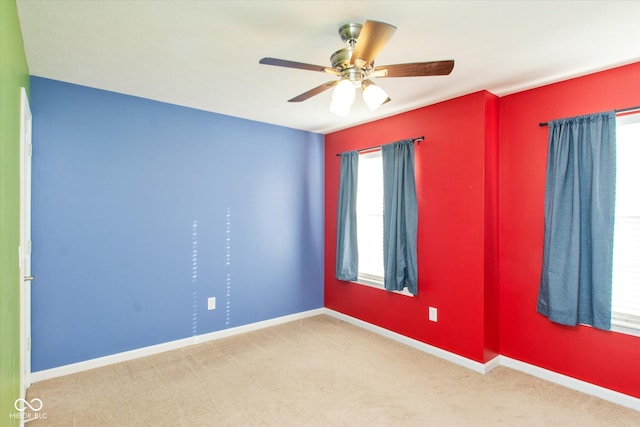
{"left": 325, "top": 91, "right": 499, "bottom": 363}
{"left": 483, "top": 96, "right": 500, "bottom": 362}
{"left": 499, "top": 62, "right": 640, "bottom": 398}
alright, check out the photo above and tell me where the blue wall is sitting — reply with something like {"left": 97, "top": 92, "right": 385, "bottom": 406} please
{"left": 30, "top": 77, "right": 324, "bottom": 371}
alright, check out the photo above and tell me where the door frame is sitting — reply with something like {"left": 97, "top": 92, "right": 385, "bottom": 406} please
{"left": 19, "top": 86, "right": 32, "bottom": 398}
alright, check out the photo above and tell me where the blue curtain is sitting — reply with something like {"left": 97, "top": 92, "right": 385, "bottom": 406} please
{"left": 537, "top": 112, "right": 616, "bottom": 330}
{"left": 336, "top": 151, "right": 359, "bottom": 281}
{"left": 382, "top": 140, "right": 418, "bottom": 295}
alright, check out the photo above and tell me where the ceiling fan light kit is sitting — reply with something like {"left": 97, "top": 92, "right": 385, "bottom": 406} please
{"left": 330, "top": 80, "right": 357, "bottom": 116}
{"left": 259, "top": 20, "right": 454, "bottom": 116}
{"left": 362, "top": 82, "right": 389, "bottom": 111}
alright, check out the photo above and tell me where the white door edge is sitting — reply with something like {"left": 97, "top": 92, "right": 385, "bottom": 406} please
{"left": 19, "top": 86, "right": 33, "bottom": 401}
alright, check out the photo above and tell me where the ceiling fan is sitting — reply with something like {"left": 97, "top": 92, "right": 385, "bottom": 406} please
{"left": 259, "top": 20, "right": 454, "bottom": 116}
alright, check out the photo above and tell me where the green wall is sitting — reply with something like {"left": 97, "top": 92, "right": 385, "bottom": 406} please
{"left": 0, "top": 0, "right": 29, "bottom": 424}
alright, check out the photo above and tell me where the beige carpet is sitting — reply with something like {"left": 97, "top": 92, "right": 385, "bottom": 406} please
{"left": 24, "top": 315, "right": 639, "bottom": 426}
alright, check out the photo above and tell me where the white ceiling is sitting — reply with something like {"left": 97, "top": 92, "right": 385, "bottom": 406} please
{"left": 16, "top": 1, "right": 640, "bottom": 134}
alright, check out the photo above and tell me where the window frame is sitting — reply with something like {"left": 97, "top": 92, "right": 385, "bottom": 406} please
{"left": 351, "top": 150, "right": 413, "bottom": 297}
{"left": 610, "top": 112, "right": 640, "bottom": 337}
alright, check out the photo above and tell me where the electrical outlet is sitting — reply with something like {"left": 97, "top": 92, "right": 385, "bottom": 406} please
{"left": 208, "top": 297, "right": 216, "bottom": 311}
{"left": 428, "top": 306, "right": 438, "bottom": 322}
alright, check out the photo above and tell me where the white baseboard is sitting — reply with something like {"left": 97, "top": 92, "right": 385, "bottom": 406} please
{"left": 323, "top": 309, "right": 639, "bottom": 412}
{"left": 499, "top": 356, "right": 640, "bottom": 412}
{"left": 30, "top": 308, "right": 324, "bottom": 383}
{"left": 30, "top": 307, "right": 639, "bottom": 412}
{"left": 323, "top": 308, "right": 500, "bottom": 374}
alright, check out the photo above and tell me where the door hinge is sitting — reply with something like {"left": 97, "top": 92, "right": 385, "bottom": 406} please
{"left": 28, "top": 143, "right": 32, "bottom": 157}
{"left": 27, "top": 337, "right": 31, "bottom": 352}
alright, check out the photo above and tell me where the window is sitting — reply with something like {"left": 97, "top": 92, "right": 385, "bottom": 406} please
{"left": 611, "top": 113, "right": 640, "bottom": 335}
{"left": 353, "top": 151, "right": 414, "bottom": 296}
{"left": 336, "top": 140, "right": 418, "bottom": 296}
{"left": 356, "top": 151, "right": 384, "bottom": 286}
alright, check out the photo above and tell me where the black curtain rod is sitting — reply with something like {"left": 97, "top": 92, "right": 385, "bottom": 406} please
{"left": 538, "top": 106, "right": 640, "bottom": 127}
{"left": 336, "top": 136, "right": 424, "bottom": 156}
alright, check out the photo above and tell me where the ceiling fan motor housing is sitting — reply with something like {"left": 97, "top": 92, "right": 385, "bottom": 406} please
{"left": 331, "top": 47, "right": 368, "bottom": 85}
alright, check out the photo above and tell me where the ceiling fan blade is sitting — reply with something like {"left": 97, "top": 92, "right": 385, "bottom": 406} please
{"left": 259, "top": 57, "right": 339, "bottom": 75}
{"left": 373, "top": 60, "right": 455, "bottom": 78}
{"left": 288, "top": 80, "right": 339, "bottom": 102}
{"left": 350, "top": 20, "right": 397, "bottom": 68}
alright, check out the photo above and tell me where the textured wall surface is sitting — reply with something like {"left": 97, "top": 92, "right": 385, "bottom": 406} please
{"left": 499, "top": 62, "right": 640, "bottom": 398}
{"left": 325, "top": 91, "right": 499, "bottom": 363}
{"left": 29, "top": 77, "right": 324, "bottom": 371}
